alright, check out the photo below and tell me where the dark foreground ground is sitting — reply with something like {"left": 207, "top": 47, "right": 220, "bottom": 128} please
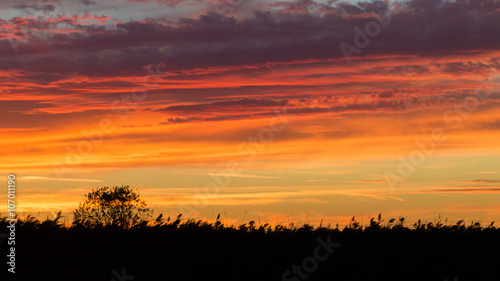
{"left": 1, "top": 215, "right": 499, "bottom": 281}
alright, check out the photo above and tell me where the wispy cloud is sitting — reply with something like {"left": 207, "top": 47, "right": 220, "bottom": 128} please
{"left": 306, "top": 179, "right": 329, "bottom": 182}
{"left": 417, "top": 186, "right": 500, "bottom": 194}
{"left": 347, "top": 180, "right": 387, "bottom": 184}
{"left": 21, "top": 176, "right": 103, "bottom": 183}
{"left": 432, "top": 188, "right": 500, "bottom": 193}
{"left": 455, "top": 180, "right": 500, "bottom": 184}
{"left": 465, "top": 171, "right": 499, "bottom": 174}
{"left": 170, "top": 172, "right": 280, "bottom": 179}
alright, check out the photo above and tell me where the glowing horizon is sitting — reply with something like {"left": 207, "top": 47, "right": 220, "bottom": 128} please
{"left": 1, "top": 0, "right": 500, "bottom": 226}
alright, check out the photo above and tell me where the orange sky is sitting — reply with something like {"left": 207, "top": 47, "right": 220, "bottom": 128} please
{"left": 1, "top": 0, "right": 500, "bottom": 226}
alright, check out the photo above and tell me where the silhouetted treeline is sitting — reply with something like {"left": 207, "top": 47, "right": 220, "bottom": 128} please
{"left": 1, "top": 214, "right": 499, "bottom": 281}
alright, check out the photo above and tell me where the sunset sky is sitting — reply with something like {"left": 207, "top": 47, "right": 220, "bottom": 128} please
{"left": 1, "top": 0, "right": 499, "bottom": 226}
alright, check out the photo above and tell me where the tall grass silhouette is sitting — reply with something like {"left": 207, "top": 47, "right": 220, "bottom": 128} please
{"left": 1, "top": 212, "right": 498, "bottom": 281}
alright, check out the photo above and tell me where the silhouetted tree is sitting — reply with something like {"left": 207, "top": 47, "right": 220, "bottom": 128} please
{"left": 73, "top": 185, "right": 152, "bottom": 227}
